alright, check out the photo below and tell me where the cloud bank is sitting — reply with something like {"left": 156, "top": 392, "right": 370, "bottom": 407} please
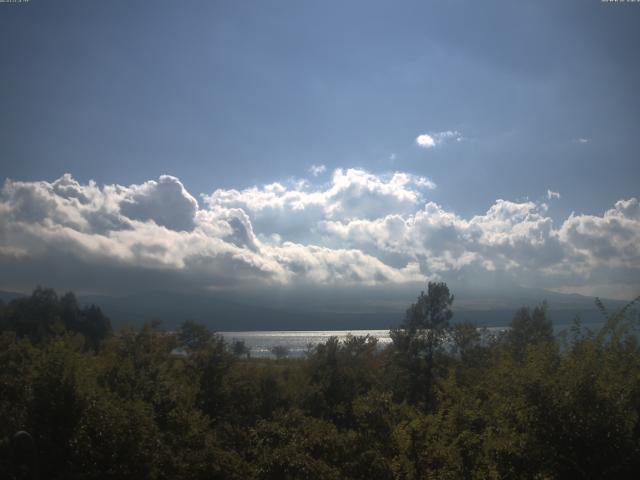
{"left": 1, "top": 169, "right": 638, "bottom": 299}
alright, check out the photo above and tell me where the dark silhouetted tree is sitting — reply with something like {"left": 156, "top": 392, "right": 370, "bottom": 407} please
{"left": 178, "top": 320, "right": 213, "bottom": 351}
{"left": 390, "top": 282, "right": 454, "bottom": 410}
{"left": 231, "top": 339, "right": 250, "bottom": 358}
{"left": 0, "top": 287, "right": 111, "bottom": 349}
{"left": 271, "top": 345, "right": 289, "bottom": 360}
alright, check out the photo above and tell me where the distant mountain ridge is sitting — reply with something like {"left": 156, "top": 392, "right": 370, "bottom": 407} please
{"left": 1, "top": 287, "right": 629, "bottom": 331}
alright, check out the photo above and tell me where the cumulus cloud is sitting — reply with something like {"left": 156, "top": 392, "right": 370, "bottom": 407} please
{"left": 1, "top": 170, "right": 638, "bottom": 298}
{"left": 559, "top": 199, "right": 640, "bottom": 265}
{"left": 0, "top": 170, "right": 430, "bottom": 292}
{"left": 120, "top": 175, "right": 198, "bottom": 232}
{"left": 416, "top": 134, "right": 436, "bottom": 148}
{"left": 416, "top": 130, "right": 463, "bottom": 149}
{"left": 203, "top": 168, "right": 436, "bottom": 243}
{"left": 318, "top": 195, "right": 639, "bottom": 296}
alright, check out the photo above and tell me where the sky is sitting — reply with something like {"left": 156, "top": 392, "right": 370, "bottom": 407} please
{"left": 1, "top": 0, "right": 639, "bottom": 306}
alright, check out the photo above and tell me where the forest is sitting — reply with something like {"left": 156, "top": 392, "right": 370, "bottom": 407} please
{"left": 1, "top": 283, "right": 639, "bottom": 479}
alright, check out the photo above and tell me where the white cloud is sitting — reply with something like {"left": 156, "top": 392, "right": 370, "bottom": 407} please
{"left": 309, "top": 164, "right": 326, "bottom": 177}
{"left": 416, "top": 130, "right": 463, "bottom": 149}
{"left": 0, "top": 170, "right": 431, "bottom": 291}
{"left": 1, "top": 170, "right": 638, "bottom": 298}
{"left": 416, "top": 134, "right": 436, "bottom": 148}
{"left": 433, "top": 130, "right": 463, "bottom": 143}
{"left": 120, "top": 175, "right": 198, "bottom": 232}
{"left": 574, "top": 138, "right": 590, "bottom": 144}
{"left": 317, "top": 195, "right": 640, "bottom": 295}
{"left": 203, "top": 168, "right": 436, "bottom": 243}
{"left": 547, "top": 190, "right": 561, "bottom": 200}
{"left": 559, "top": 198, "right": 640, "bottom": 267}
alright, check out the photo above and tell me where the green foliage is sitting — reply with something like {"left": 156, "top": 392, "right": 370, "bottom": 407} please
{"left": 504, "top": 302, "right": 554, "bottom": 360}
{"left": 0, "top": 333, "right": 38, "bottom": 441}
{"left": 70, "top": 394, "right": 161, "bottom": 479}
{"left": 188, "top": 333, "right": 235, "bottom": 420}
{"left": 1, "top": 284, "right": 640, "bottom": 479}
{"left": 304, "top": 335, "right": 381, "bottom": 426}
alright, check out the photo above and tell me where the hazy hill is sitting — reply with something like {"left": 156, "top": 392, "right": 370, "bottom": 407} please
{"left": 2, "top": 287, "right": 626, "bottom": 331}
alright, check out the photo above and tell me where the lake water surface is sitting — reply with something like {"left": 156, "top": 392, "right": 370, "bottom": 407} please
{"left": 220, "top": 322, "right": 609, "bottom": 358}
{"left": 219, "top": 328, "right": 503, "bottom": 358}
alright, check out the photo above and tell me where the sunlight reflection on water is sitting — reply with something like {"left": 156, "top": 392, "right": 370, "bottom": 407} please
{"left": 219, "top": 327, "right": 507, "bottom": 358}
{"left": 219, "top": 322, "right": 610, "bottom": 358}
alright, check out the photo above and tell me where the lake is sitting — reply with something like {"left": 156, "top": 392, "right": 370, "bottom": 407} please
{"left": 220, "top": 322, "right": 609, "bottom": 358}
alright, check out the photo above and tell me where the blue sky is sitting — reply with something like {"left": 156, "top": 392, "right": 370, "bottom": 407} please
{"left": 1, "top": 0, "right": 639, "bottom": 304}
